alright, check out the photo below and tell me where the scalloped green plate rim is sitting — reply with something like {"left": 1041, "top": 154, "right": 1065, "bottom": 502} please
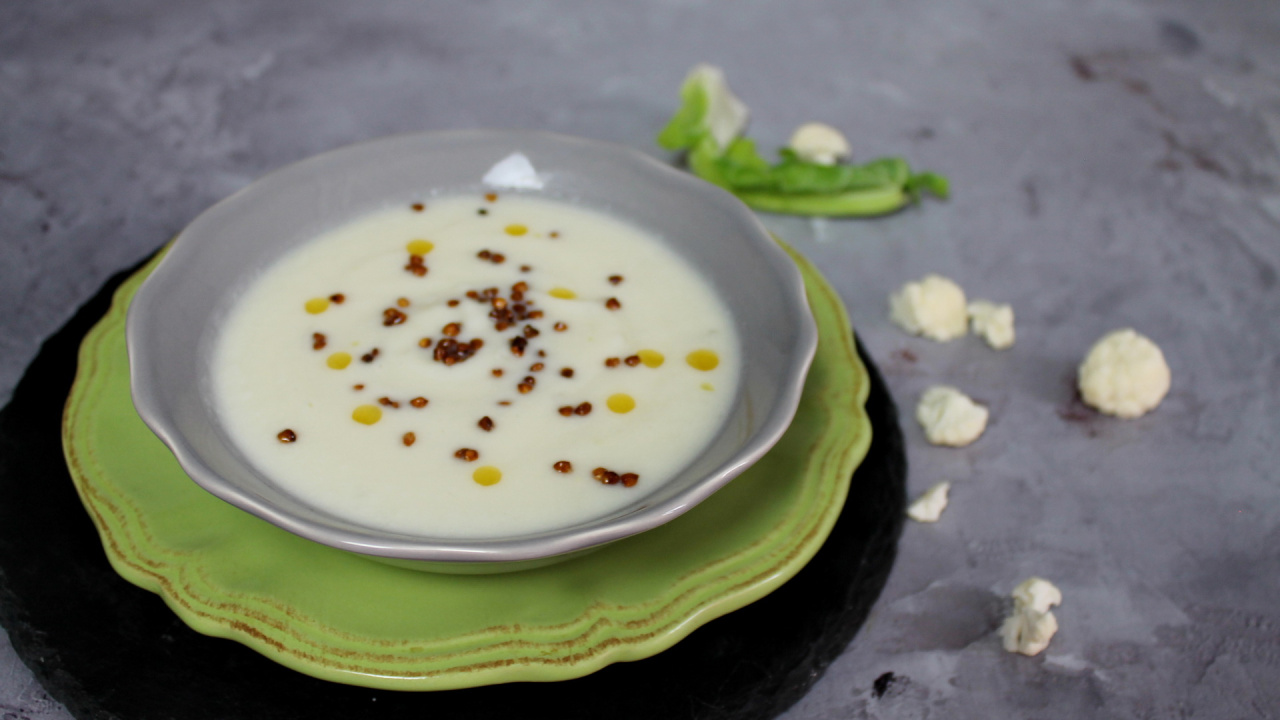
{"left": 61, "top": 239, "right": 870, "bottom": 691}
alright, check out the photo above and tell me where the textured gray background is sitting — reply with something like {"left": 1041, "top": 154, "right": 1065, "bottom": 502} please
{"left": 3, "top": 0, "right": 1280, "bottom": 717}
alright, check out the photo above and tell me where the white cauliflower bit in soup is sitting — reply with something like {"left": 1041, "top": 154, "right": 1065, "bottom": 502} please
{"left": 1077, "top": 328, "right": 1170, "bottom": 418}
{"left": 915, "top": 386, "right": 988, "bottom": 447}
{"left": 482, "top": 152, "right": 544, "bottom": 190}
{"left": 889, "top": 274, "right": 968, "bottom": 342}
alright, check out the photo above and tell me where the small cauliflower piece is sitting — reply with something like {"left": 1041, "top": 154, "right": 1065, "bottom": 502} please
{"left": 683, "top": 64, "right": 750, "bottom": 150}
{"left": 1000, "top": 577, "right": 1063, "bottom": 656}
{"left": 916, "top": 386, "right": 988, "bottom": 447}
{"left": 889, "top": 274, "right": 968, "bottom": 341}
{"left": 906, "top": 481, "right": 951, "bottom": 523}
{"left": 1077, "top": 328, "right": 1170, "bottom": 418}
{"left": 788, "top": 122, "right": 851, "bottom": 165}
{"left": 968, "top": 300, "right": 1015, "bottom": 350}
{"left": 482, "top": 152, "right": 544, "bottom": 190}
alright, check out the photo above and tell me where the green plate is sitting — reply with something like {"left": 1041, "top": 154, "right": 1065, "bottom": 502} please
{"left": 62, "top": 242, "right": 870, "bottom": 691}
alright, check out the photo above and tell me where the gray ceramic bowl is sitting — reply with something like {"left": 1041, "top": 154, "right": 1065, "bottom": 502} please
{"left": 127, "top": 129, "right": 816, "bottom": 573}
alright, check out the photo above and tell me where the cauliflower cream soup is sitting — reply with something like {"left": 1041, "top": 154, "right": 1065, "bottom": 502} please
{"left": 212, "top": 193, "right": 740, "bottom": 539}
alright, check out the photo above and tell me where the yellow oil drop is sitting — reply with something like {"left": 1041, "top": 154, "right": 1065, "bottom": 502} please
{"left": 352, "top": 405, "right": 382, "bottom": 425}
{"left": 473, "top": 466, "right": 503, "bottom": 486}
{"left": 607, "top": 393, "right": 636, "bottom": 414}
{"left": 504, "top": 224, "right": 528, "bottom": 236}
{"left": 326, "top": 352, "right": 352, "bottom": 369}
{"left": 407, "top": 239, "right": 434, "bottom": 255}
{"left": 637, "top": 349, "right": 665, "bottom": 368}
{"left": 304, "top": 297, "right": 330, "bottom": 314}
{"left": 686, "top": 349, "right": 720, "bottom": 371}
{"left": 549, "top": 287, "right": 577, "bottom": 300}
{"left": 701, "top": 382, "right": 714, "bottom": 391}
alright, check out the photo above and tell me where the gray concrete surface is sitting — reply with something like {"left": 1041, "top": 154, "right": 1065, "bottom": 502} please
{"left": 3, "top": 0, "right": 1279, "bottom": 717}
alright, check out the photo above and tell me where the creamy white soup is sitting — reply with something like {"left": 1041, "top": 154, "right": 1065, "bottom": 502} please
{"left": 212, "top": 194, "right": 740, "bottom": 539}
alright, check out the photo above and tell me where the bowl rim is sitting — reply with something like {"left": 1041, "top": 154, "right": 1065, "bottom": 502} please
{"left": 126, "top": 128, "right": 817, "bottom": 565}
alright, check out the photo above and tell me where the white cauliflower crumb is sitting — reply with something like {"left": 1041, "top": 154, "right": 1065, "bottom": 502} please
{"left": 915, "top": 386, "right": 988, "bottom": 447}
{"left": 889, "top": 274, "right": 968, "bottom": 341}
{"left": 1077, "top": 328, "right": 1170, "bottom": 418}
{"left": 482, "top": 152, "right": 544, "bottom": 190}
{"left": 1000, "top": 577, "right": 1063, "bottom": 656}
{"left": 788, "top": 122, "right": 851, "bottom": 165}
{"left": 967, "top": 300, "right": 1015, "bottom": 350}
{"left": 906, "top": 481, "right": 951, "bottom": 522}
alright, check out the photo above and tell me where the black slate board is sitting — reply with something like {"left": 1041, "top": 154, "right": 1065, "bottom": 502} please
{"left": 0, "top": 256, "right": 906, "bottom": 720}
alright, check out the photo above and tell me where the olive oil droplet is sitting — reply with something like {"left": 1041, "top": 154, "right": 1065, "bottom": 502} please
{"left": 327, "top": 352, "right": 352, "bottom": 369}
{"left": 406, "top": 239, "right": 434, "bottom": 255}
{"left": 473, "top": 466, "right": 503, "bottom": 486}
{"left": 352, "top": 405, "right": 382, "bottom": 425}
{"left": 607, "top": 393, "right": 636, "bottom": 414}
{"left": 305, "top": 297, "right": 330, "bottom": 314}
{"left": 686, "top": 349, "right": 720, "bottom": 371}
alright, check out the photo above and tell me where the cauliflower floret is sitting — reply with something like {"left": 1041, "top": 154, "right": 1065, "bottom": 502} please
{"left": 1077, "top": 328, "right": 1170, "bottom": 418}
{"left": 1000, "top": 577, "right": 1063, "bottom": 656}
{"left": 967, "top": 299, "right": 1015, "bottom": 350}
{"left": 915, "top": 386, "right": 988, "bottom": 447}
{"left": 788, "top": 122, "right": 851, "bottom": 165}
{"left": 906, "top": 481, "right": 951, "bottom": 523}
{"left": 482, "top": 152, "right": 544, "bottom": 190}
{"left": 889, "top": 274, "right": 968, "bottom": 341}
{"left": 684, "top": 64, "right": 750, "bottom": 150}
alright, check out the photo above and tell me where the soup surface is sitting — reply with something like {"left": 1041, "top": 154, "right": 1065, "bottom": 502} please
{"left": 212, "top": 193, "right": 740, "bottom": 538}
